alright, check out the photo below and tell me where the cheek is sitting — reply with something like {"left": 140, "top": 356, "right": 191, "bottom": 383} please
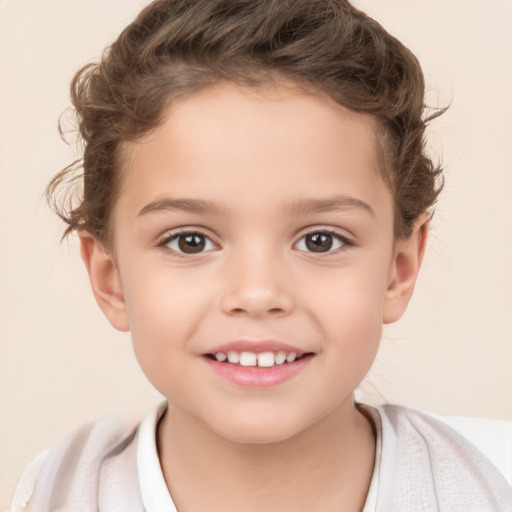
{"left": 305, "top": 258, "right": 391, "bottom": 367}
{"left": 121, "top": 269, "right": 209, "bottom": 386}
{"left": 314, "top": 293, "right": 383, "bottom": 403}
{"left": 321, "top": 287, "right": 383, "bottom": 361}
{"left": 308, "top": 255, "right": 390, "bottom": 320}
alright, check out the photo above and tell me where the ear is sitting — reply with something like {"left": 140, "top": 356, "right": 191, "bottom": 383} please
{"left": 79, "top": 232, "right": 130, "bottom": 332}
{"left": 383, "top": 216, "right": 429, "bottom": 324}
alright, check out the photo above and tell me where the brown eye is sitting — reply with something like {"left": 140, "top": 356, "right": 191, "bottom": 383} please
{"left": 295, "top": 231, "right": 348, "bottom": 253}
{"left": 178, "top": 234, "right": 205, "bottom": 253}
{"left": 305, "top": 233, "right": 333, "bottom": 252}
{"left": 165, "top": 232, "right": 216, "bottom": 254}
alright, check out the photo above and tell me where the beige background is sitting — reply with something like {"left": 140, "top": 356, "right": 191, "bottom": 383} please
{"left": 1, "top": 0, "right": 511, "bottom": 506}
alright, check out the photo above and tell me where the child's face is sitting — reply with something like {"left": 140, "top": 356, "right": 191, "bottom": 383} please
{"left": 84, "top": 83, "right": 423, "bottom": 443}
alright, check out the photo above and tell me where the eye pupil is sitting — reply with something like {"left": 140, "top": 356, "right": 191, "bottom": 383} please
{"left": 178, "top": 234, "right": 206, "bottom": 253}
{"left": 305, "top": 233, "right": 333, "bottom": 252}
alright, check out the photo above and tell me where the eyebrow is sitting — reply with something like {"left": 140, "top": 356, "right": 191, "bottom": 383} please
{"left": 138, "top": 198, "right": 228, "bottom": 217}
{"left": 285, "top": 196, "right": 376, "bottom": 217}
{"left": 137, "top": 195, "right": 375, "bottom": 218}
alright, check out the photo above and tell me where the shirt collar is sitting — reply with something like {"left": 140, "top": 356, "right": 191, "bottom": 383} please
{"left": 136, "top": 400, "right": 381, "bottom": 512}
{"left": 137, "top": 401, "right": 177, "bottom": 512}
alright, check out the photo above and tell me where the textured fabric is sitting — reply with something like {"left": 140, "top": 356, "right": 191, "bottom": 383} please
{"left": 373, "top": 405, "right": 512, "bottom": 511}
{"left": 11, "top": 403, "right": 512, "bottom": 512}
{"left": 15, "top": 418, "right": 142, "bottom": 512}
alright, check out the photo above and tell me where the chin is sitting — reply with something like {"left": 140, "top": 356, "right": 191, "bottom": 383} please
{"left": 217, "top": 425, "right": 299, "bottom": 445}
{"left": 204, "top": 409, "right": 313, "bottom": 445}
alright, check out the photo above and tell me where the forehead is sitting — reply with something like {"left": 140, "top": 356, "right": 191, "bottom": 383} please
{"left": 116, "top": 82, "right": 391, "bottom": 223}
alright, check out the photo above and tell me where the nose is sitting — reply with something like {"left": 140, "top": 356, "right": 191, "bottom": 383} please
{"left": 220, "top": 249, "right": 295, "bottom": 318}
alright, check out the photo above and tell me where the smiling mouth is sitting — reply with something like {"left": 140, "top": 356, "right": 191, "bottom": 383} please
{"left": 204, "top": 350, "right": 314, "bottom": 368}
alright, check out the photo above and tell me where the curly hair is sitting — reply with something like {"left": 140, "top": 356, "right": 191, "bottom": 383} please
{"left": 47, "top": 0, "right": 444, "bottom": 245}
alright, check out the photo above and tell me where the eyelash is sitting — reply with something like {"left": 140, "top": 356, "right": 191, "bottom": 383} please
{"left": 157, "top": 228, "right": 353, "bottom": 258}
{"left": 294, "top": 230, "right": 353, "bottom": 255}
{"left": 157, "top": 229, "right": 219, "bottom": 258}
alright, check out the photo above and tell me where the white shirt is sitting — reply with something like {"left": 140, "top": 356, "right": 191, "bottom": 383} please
{"left": 135, "top": 402, "right": 512, "bottom": 511}
{"left": 12, "top": 401, "right": 512, "bottom": 511}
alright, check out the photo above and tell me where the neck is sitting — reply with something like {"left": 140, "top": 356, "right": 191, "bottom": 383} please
{"left": 158, "top": 397, "right": 376, "bottom": 512}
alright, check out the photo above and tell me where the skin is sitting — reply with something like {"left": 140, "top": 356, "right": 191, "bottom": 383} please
{"left": 80, "top": 83, "right": 427, "bottom": 511}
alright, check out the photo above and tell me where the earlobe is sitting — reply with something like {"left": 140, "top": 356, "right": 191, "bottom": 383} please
{"left": 383, "top": 217, "right": 429, "bottom": 324}
{"left": 79, "top": 232, "right": 130, "bottom": 332}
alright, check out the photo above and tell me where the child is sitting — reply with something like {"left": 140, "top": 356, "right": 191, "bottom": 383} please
{"left": 10, "top": 0, "right": 512, "bottom": 510}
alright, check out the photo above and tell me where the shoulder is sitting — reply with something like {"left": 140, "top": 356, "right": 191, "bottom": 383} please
{"left": 10, "top": 416, "right": 139, "bottom": 512}
{"left": 427, "top": 408, "right": 512, "bottom": 485}
{"left": 380, "top": 404, "right": 512, "bottom": 478}
{"left": 374, "top": 403, "right": 512, "bottom": 511}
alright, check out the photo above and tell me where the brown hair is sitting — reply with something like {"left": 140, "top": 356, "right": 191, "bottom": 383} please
{"left": 47, "top": 0, "right": 444, "bottom": 245}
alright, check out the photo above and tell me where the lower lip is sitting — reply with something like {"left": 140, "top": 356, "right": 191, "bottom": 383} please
{"left": 202, "top": 355, "right": 314, "bottom": 387}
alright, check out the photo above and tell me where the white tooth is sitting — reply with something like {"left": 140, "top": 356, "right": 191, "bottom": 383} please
{"left": 227, "top": 351, "right": 240, "bottom": 364}
{"left": 257, "top": 351, "right": 275, "bottom": 367}
{"left": 215, "top": 352, "right": 227, "bottom": 362}
{"left": 275, "top": 351, "right": 287, "bottom": 365}
{"left": 286, "top": 352, "right": 297, "bottom": 363}
{"left": 239, "top": 352, "right": 257, "bottom": 367}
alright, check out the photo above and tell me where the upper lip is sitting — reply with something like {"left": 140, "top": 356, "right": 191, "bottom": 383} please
{"left": 204, "top": 339, "right": 309, "bottom": 356}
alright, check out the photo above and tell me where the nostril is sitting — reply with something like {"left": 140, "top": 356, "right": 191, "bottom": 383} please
{"left": 221, "top": 286, "right": 294, "bottom": 317}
